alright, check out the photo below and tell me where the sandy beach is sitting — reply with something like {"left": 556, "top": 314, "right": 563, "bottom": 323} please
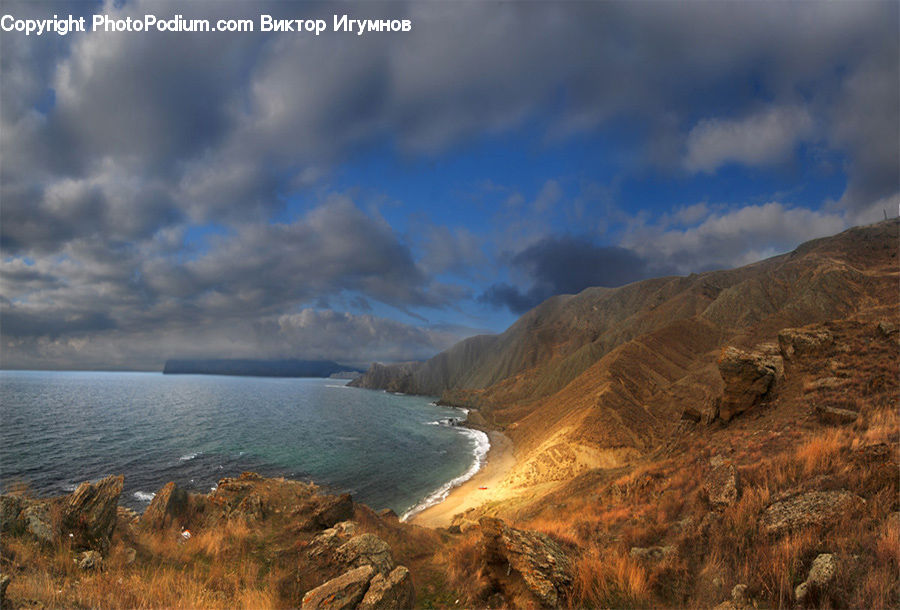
{"left": 408, "top": 429, "right": 516, "bottom": 528}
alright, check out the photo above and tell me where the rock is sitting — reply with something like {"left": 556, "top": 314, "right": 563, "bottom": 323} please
{"left": 814, "top": 405, "right": 858, "bottom": 425}
{"left": 0, "top": 494, "right": 24, "bottom": 533}
{"left": 236, "top": 493, "right": 265, "bottom": 521}
{"left": 731, "top": 583, "right": 749, "bottom": 605}
{"left": 62, "top": 475, "right": 124, "bottom": 554}
{"left": 307, "top": 521, "right": 359, "bottom": 562}
{"left": 23, "top": 501, "right": 57, "bottom": 543}
{"left": 803, "top": 377, "right": 848, "bottom": 392}
{"left": 717, "top": 345, "right": 783, "bottom": 421}
{"left": 760, "top": 490, "right": 864, "bottom": 535}
{"left": 301, "top": 564, "right": 375, "bottom": 610}
{"left": 877, "top": 320, "right": 898, "bottom": 337}
{"left": 377, "top": 508, "right": 398, "bottom": 521}
{"left": 77, "top": 550, "right": 103, "bottom": 571}
{"left": 629, "top": 545, "right": 675, "bottom": 562}
{"left": 795, "top": 553, "right": 837, "bottom": 605}
{"left": 335, "top": 533, "right": 396, "bottom": 575}
{"left": 0, "top": 573, "right": 9, "bottom": 607}
{"left": 705, "top": 462, "right": 740, "bottom": 507}
{"left": 479, "top": 517, "right": 573, "bottom": 607}
{"left": 124, "top": 547, "right": 137, "bottom": 565}
{"left": 312, "top": 493, "right": 354, "bottom": 530}
{"left": 141, "top": 482, "right": 189, "bottom": 530}
{"left": 459, "top": 519, "right": 480, "bottom": 534}
{"left": 680, "top": 407, "right": 702, "bottom": 422}
{"left": 712, "top": 583, "right": 752, "bottom": 610}
{"left": 358, "top": 566, "right": 415, "bottom": 610}
{"left": 778, "top": 328, "right": 834, "bottom": 361}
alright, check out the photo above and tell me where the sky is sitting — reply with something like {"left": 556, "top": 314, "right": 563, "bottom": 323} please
{"left": 1, "top": 0, "right": 898, "bottom": 371}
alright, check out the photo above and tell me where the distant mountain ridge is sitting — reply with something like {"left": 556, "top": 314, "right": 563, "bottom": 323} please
{"left": 163, "top": 359, "right": 361, "bottom": 378}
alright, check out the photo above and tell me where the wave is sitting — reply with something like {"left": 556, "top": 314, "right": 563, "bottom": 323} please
{"left": 133, "top": 491, "right": 155, "bottom": 503}
{"left": 324, "top": 384, "right": 351, "bottom": 389}
{"left": 400, "top": 426, "right": 490, "bottom": 522}
{"left": 179, "top": 451, "right": 201, "bottom": 461}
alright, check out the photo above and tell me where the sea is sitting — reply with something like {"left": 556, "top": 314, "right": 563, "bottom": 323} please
{"left": 0, "top": 371, "right": 488, "bottom": 520}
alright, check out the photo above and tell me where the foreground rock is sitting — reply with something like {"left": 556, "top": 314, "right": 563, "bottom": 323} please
{"left": 778, "top": 327, "right": 834, "bottom": 360}
{"left": 704, "top": 462, "right": 740, "bottom": 508}
{"left": 301, "top": 565, "right": 375, "bottom": 610}
{"left": 795, "top": 553, "right": 837, "bottom": 606}
{"left": 760, "top": 490, "right": 864, "bottom": 535}
{"left": 62, "top": 475, "right": 124, "bottom": 554}
{"left": 140, "top": 482, "right": 189, "bottom": 530}
{"left": 335, "top": 534, "right": 396, "bottom": 575}
{"left": 358, "top": 566, "right": 414, "bottom": 610}
{"left": 479, "top": 517, "right": 573, "bottom": 607}
{"left": 717, "top": 344, "right": 783, "bottom": 421}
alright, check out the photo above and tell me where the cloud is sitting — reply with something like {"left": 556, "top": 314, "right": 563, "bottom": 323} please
{"left": 480, "top": 237, "right": 664, "bottom": 313}
{"left": 622, "top": 201, "right": 848, "bottom": 273}
{"left": 684, "top": 106, "right": 815, "bottom": 173}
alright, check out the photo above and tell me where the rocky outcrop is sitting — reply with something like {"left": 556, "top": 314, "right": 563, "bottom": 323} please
{"left": 312, "top": 493, "right": 354, "bottom": 529}
{"left": 760, "top": 490, "right": 864, "bottom": 535}
{"left": 358, "top": 566, "right": 415, "bottom": 610}
{"left": 717, "top": 344, "right": 783, "bottom": 421}
{"left": 814, "top": 404, "right": 858, "bottom": 425}
{"left": 61, "top": 475, "right": 124, "bottom": 554}
{"left": 479, "top": 517, "right": 573, "bottom": 607}
{"left": 140, "top": 482, "right": 189, "bottom": 530}
{"left": 778, "top": 327, "right": 834, "bottom": 361}
{"left": 335, "top": 534, "right": 396, "bottom": 575}
{"left": 301, "top": 565, "right": 375, "bottom": 610}
{"left": 704, "top": 462, "right": 740, "bottom": 507}
{"left": 795, "top": 553, "right": 836, "bottom": 606}
{"left": 23, "top": 501, "right": 56, "bottom": 544}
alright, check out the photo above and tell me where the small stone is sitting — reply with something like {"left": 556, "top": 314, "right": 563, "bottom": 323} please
{"left": 629, "top": 546, "right": 675, "bottom": 562}
{"left": 731, "top": 583, "right": 749, "bottom": 604}
{"left": 705, "top": 463, "right": 740, "bottom": 508}
{"left": 760, "top": 491, "right": 864, "bottom": 535}
{"left": 78, "top": 550, "right": 103, "bottom": 571}
{"left": 795, "top": 553, "right": 837, "bottom": 604}
{"left": 814, "top": 405, "right": 858, "bottom": 425}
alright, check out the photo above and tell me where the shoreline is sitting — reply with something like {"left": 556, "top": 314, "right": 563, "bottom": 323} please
{"left": 408, "top": 428, "right": 515, "bottom": 528}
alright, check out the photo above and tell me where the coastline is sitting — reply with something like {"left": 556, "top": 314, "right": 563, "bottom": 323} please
{"left": 408, "top": 429, "right": 515, "bottom": 528}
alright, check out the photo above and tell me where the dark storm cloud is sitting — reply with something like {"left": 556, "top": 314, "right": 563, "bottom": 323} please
{"left": 480, "top": 238, "right": 664, "bottom": 314}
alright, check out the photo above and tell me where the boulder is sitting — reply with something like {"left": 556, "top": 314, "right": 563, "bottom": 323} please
{"left": 795, "top": 553, "right": 836, "bottom": 606}
{"left": 335, "top": 533, "right": 396, "bottom": 575}
{"left": 23, "top": 501, "right": 57, "bottom": 544}
{"left": 760, "top": 490, "right": 864, "bottom": 535}
{"left": 712, "top": 583, "right": 752, "bottom": 610}
{"left": 301, "top": 565, "right": 375, "bottom": 610}
{"left": 62, "top": 475, "right": 124, "bottom": 554}
{"left": 705, "top": 462, "right": 740, "bottom": 508}
{"left": 876, "top": 320, "right": 898, "bottom": 338}
{"left": 141, "top": 482, "right": 189, "bottom": 530}
{"left": 311, "top": 494, "right": 354, "bottom": 530}
{"left": 717, "top": 345, "right": 783, "bottom": 421}
{"left": 778, "top": 328, "right": 834, "bottom": 361}
{"left": 803, "top": 377, "right": 847, "bottom": 392}
{"left": 358, "top": 566, "right": 415, "bottom": 610}
{"left": 814, "top": 405, "right": 858, "bottom": 425}
{"left": 307, "top": 521, "right": 359, "bottom": 562}
{"left": 680, "top": 407, "right": 702, "bottom": 423}
{"left": 77, "top": 550, "right": 103, "bottom": 571}
{"left": 479, "top": 517, "right": 573, "bottom": 607}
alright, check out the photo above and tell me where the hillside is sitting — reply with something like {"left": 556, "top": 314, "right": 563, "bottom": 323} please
{"left": 353, "top": 220, "right": 899, "bottom": 493}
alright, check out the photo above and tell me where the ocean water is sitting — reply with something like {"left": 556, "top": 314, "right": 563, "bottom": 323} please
{"left": 0, "top": 371, "right": 488, "bottom": 518}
